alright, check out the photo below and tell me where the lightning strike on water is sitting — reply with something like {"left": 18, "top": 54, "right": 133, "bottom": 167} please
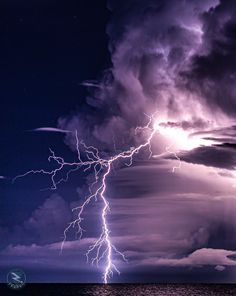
{"left": 13, "top": 113, "right": 180, "bottom": 283}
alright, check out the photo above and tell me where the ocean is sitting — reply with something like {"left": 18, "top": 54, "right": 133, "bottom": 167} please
{"left": 1, "top": 284, "right": 236, "bottom": 296}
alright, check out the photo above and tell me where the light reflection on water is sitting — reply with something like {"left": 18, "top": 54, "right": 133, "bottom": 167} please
{"left": 53, "top": 284, "right": 236, "bottom": 296}
{"left": 2, "top": 284, "right": 235, "bottom": 296}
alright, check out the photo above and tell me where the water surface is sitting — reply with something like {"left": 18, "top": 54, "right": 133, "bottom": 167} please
{"left": 1, "top": 284, "right": 236, "bottom": 296}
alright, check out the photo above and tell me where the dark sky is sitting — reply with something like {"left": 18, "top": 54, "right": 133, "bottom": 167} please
{"left": 1, "top": 0, "right": 236, "bottom": 284}
{"left": 0, "top": 0, "right": 110, "bottom": 222}
{"left": 0, "top": 0, "right": 110, "bottom": 167}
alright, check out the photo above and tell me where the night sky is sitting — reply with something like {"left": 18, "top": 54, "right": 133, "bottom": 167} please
{"left": 1, "top": 0, "right": 236, "bottom": 284}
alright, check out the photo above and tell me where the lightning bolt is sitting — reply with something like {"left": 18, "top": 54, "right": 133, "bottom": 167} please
{"left": 165, "top": 145, "right": 181, "bottom": 173}
{"left": 11, "top": 272, "right": 23, "bottom": 284}
{"left": 13, "top": 113, "right": 179, "bottom": 283}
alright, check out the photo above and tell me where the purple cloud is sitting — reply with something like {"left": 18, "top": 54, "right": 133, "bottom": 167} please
{"left": 58, "top": 0, "right": 229, "bottom": 155}
{"left": 141, "top": 248, "right": 236, "bottom": 268}
{"left": 0, "top": 194, "right": 72, "bottom": 248}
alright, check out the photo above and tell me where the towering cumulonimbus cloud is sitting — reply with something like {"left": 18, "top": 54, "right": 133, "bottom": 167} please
{"left": 5, "top": 1, "right": 236, "bottom": 283}
{"left": 58, "top": 0, "right": 234, "bottom": 154}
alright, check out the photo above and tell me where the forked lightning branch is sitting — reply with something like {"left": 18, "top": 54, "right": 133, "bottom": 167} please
{"left": 13, "top": 114, "right": 180, "bottom": 283}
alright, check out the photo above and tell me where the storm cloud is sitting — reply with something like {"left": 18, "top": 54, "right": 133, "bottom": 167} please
{"left": 2, "top": 0, "right": 236, "bottom": 284}
{"left": 59, "top": 0, "right": 234, "bottom": 154}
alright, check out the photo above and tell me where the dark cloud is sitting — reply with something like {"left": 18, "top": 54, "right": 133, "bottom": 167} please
{"left": 109, "top": 160, "right": 215, "bottom": 198}
{"left": 184, "top": 0, "right": 236, "bottom": 116}
{"left": 179, "top": 145, "right": 236, "bottom": 169}
{"left": 159, "top": 118, "right": 210, "bottom": 130}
